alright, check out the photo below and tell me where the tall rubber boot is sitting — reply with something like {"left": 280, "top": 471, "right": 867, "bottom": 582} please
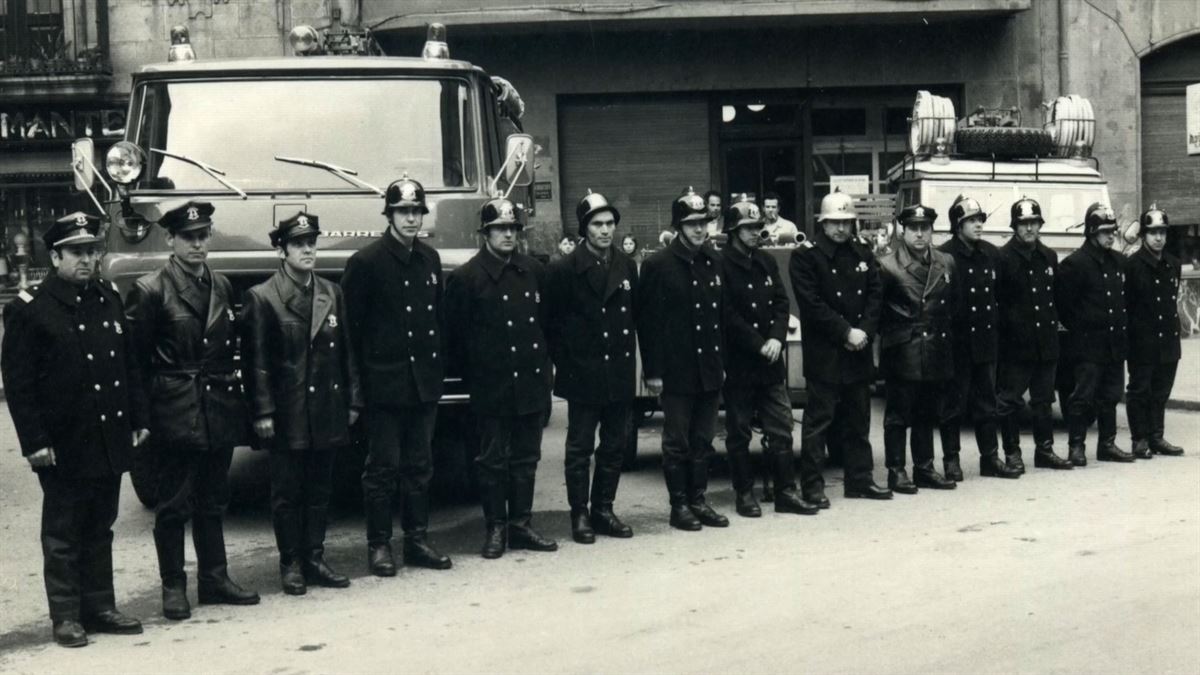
{"left": 194, "top": 515, "right": 258, "bottom": 606}
{"left": 364, "top": 499, "right": 396, "bottom": 576}
{"left": 686, "top": 458, "right": 729, "bottom": 527}
{"left": 1096, "top": 406, "right": 1134, "bottom": 462}
{"left": 1149, "top": 403, "right": 1184, "bottom": 455}
{"left": 565, "top": 468, "right": 595, "bottom": 543}
{"left": 154, "top": 527, "right": 190, "bottom": 620}
{"left": 728, "top": 451, "right": 761, "bottom": 517}
{"left": 1126, "top": 399, "right": 1153, "bottom": 459}
{"left": 507, "top": 474, "right": 557, "bottom": 552}
{"left": 999, "top": 415, "right": 1026, "bottom": 474}
{"left": 664, "top": 461, "right": 701, "bottom": 531}
{"left": 590, "top": 465, "right": 632, "bottom": 537}
{"left": 939, "top": 420, "right": 963, "bottom": 481}
{"left": 400, "top": 491, "right": 451, "bottom": 569}
{"left": 1066, "top": 412, "right": 1089, "bottom": 467}
{"left": 480, "top": 478, "right": 508, "bottom": 559}
{"left": 303, "top": 506, "right": 350, "bottom": 587}
{"left": 771, "top": 447, "right": 819, "bottom": 515}
{"left": 797, "top": 435, "right": 828, "bottom": 507}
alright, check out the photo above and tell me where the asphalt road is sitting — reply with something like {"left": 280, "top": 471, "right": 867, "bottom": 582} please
{"left": 1, "top": 400, "right": 1198, "bottom": 674}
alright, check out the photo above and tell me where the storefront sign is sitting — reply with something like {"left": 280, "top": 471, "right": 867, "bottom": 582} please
{"left": 830, "top": 174, "right": 870, "bottom": 196}
{"left": 0, "top": 108, "right": 125, "bottom": 143}
{"left": 1188, "top": 83, "right": 1200, "bottom": 156}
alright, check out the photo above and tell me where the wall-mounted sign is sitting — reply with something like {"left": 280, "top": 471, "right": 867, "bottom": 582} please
{"left": 830, "top": 174, "right": 870, "bottom": 196}
{"left": 534, "top": 181, "right": 553, "bottom": 201}
{"left": 1, "top": 108, "right": 126, "bottom": 144}
{"left": 1188, "top": 83, "right": 1200, "bottom": 156}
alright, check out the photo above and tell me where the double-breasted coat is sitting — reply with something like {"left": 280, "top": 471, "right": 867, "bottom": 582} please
{"left": 2, "top": 275, "right": 150, "bottom": 477}
{"left": 125, "top": 258, "right": 248, "bottom": 452}
{"left": 938, "top": 236, "right": 1000, "bottom": 364}
{"left": 720, "top": 243, "right": 789, "bottom": 388}
{"left": 240, "top": 270, "right": 364, "bottom": 452}
{"left": 635, "top": 237, "right": 725, "bottom": 395}
{"left": 444, "top": 248, "right": 552, "bottom": 417}
{"left": 1124, "top": 246, "right": 1182, "bottom": 365}
{"left": 1055, "top": 240, "right": 1128, "bottom": 364}
{"left": 877, "top": 243, "right": 957, "bottom": 382}
{"left": 342, "top": 235, "right": 445, "bottom": 408}
{"left": 544, "top": 245, "right": 639, "bottom": 404}
{"left": 789, "top": 232, "right": 881, "bottom": 385}
{"left": 995, "top": 238, "right": 1061, "bottom": 363}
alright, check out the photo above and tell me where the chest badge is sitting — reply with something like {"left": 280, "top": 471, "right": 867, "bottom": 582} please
{"left": 328, "top": 314, "right": 338, "bottom": 328}
{"left": 227, "top": 308, "right": 235, "bottom": 322}
{"left": 765, "top": 276, "right": 773, "bottom": 287}
{"left": 944, "top": 272, "right": 951, "bottom": 283}
{"left": 114, "top": 321, "right": 123, "bottom": 334}
{"left": 535, "top": 291, "right": 541, "bottom": 304}
{"left": 1047, "top": 266, "right": 1054, "bottom": 276}
{"left": 622, "top": 279, "right": 631, "bottom": 291}
{"left": 430, "top": 272, "right": 437, "bottom": 286}
{"left": 857, "top": 261, "right": 868, "bottom": 273}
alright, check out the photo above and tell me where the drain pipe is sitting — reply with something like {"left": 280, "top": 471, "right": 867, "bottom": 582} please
{"left": 1058, "top": 0, "right": 1070, "bottom": 92}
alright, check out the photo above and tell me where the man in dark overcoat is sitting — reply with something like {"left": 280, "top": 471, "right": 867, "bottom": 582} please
{"left": 342, "top": 177, "right": 452, "bottom": 576}
{"left": 994, "top": 197, "right": 1074, "bottom": 472}
{"left": 719, "top": 198, "right": 818, "bottom": 517}
{"left": 878, "top": 204, "right": 958, "bottom": 493}
{"left": 126, "top": 201, "right": 259, "bottom": 620}
{"left": 2, "top": 213, "right": 149, "bottom": 647}
{"left": 241, "top": 212, "right": 363, "bottom": 594}
{"left": 936, "top": 195, "right": 1021, "bottom": 481}
{"left": 545, "top": 191, "right": 638, "bottom": 544}
{"left": 1055, "top": 203, "right": 1135, "bottom": 465}
{"left": 1124, "top": 205, "right": 1185, "bottom": 458}
{"left": 444, "top": 197, "right": 558, "bottom": 558}
{"left": 790, "top": 191, "right": 892, "bottom": 507}
{"left": 636, "top": 187, "right": 730, "bottom": 531}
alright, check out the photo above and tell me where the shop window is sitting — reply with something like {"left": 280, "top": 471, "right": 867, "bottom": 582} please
{"left": 721, "top": 103, "right": 800, "bottom": 129}
{"left": 885, "top": 107, "right": 910, "bottom": 136}
{"left": 812, "top": 108, "right": 866, "bottom": 137}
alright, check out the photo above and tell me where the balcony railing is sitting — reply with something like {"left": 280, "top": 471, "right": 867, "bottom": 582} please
{"left": 0, "top": 0, "right": 110, "bottom": 77}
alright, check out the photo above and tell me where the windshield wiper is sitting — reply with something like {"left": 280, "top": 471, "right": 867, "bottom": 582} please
{"left": 150, "top": 148, "right": 247, "bottom": 199}
{"left": 273, "top": 156, "right": 385, "bottom": 196}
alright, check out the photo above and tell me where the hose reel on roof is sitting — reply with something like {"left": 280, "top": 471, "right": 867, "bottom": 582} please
{"left": 908, "top": 91, "right": 957, "bottom": 155}
{"left": 1044, "top": 95, "right": 1096, "bottom": 157}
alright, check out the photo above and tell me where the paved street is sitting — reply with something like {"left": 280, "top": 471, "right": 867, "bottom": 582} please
{"left": 1, "top": 399, "right": 1199, "bottom": 674}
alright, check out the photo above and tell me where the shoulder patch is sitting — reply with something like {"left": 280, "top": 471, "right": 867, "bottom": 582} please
{"left": 18, "top": 289, "right": 35, "bottom": 303}
{"left": 801, "top": 240, "right": 814, "bottom": 249}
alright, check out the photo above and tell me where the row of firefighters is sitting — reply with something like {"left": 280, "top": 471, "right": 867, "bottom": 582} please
{"left": 1, "top": 178, "right": 1187, "bottom": 648}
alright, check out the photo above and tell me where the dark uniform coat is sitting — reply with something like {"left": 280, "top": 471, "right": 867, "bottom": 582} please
{"left": 636, "top": 237, "right": 725, "bottom": 395}
{"left": 240, "top": 270, "right": 364, "bottom": 452}
{"left": 720, "top": 243, "right": 788, "bottom": 388}
{"left": 939, "top": 236, "right": 999, "bottom": 364}
{"left": 444, "top": 248, "right": 552, "bottom": 416}
{"left": 995, "top": 237, "right": 1060, "bottom": 363}
{"left": 2, "top": 276, "right": 150, "bottom": 478}
{"left": 342, "top": 235, "right": 444, "bottom": 408}
{"left": 1124, "top": 246, "right": 1182, "bottom": 365}
{"left": 1055, "top": 240, "right": 1128, "bottom": 364}
{"left": 544, "top": 244, "right": 639, "bottom": 404}
{"left": 790, "top": 232, "right": 882, "bottom": 385}
{"left": 877, "top": 242, "right": 956, "bottom": 382}
{"left": 125, "top": 259, "right": 247, "bottom": 453}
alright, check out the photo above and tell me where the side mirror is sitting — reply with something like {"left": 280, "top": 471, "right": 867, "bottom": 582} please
{"left": 72, "top": 138, "right": 96, "bottom": 190}
{"left": 503, "top": 133, "right": 535, "bottom": 188}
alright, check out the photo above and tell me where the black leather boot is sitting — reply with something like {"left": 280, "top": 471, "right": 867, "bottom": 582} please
{"left": 303, "top": 506, "right": 351, "bottom": 587}
{"left": 759, "top": 444, "right": 775, "bottom": 503}
{"left": 1096, "top": 407, "right": 1134, "bottom": 462}
{"left": 273, "top": 506, "right": 306, "bottom": 594}
{"left": 365, "top": 499, "right": 396, "bottom": 576}
{"left": 590, "top": 465, "right": 633, "bottom": 538}
{"left": 771, "top": 447, "right": 819, "bottom": 515}
{"left": 887, "top": 468, "right": 918, "bottom": 495}
{"left": 401, "top": 492, "right": 452, "bottom": 569}
{"left": 884, "top": 426, "right": 917, "bottom": 494}
{"left": 999, "top": 415, "right": 1026, "bottom": 475}
{"left": 1067, "top": 412, "right": 1089, "bottom": 466}
{"left": 1033, "top": 440, "right": 1074, "bottom": 470}
{"left": 664, "top": 461, "right": 701, "bottom": 531}
{"left": 980, "top": 450, "right": 1022, "bottom": 478}
{"left": 154, "top": 527, "right": 190, "bottom": 620}
{"left": 798, "top": 436, "right": 829, "bottom": 508}
{"left": 194, "top": 513, "right": 244, "bottom": 603}
{"left": 1127, "top": 400, "right": 1151, "bottom": 459}
{"left": 1149, "top": 404, "right": 1184, "bottom": 456}
{"left": 940, "top": 422, "right": 964, "bottom": 482}
{"left": 1150, "top": 436, "right": 1185, "bottom": 456}
{"left": 480, "top": 478, "right": 508, "bottom": 559}
{"left": 844, "top": 480, "right": 893, "bottom": 500}
{"left": 53, "top": 620, "right": 88, "bottom": 648}
{"left": 1131, "top": 439, "right": 1153, "bottom": 460}
{"left": 507, "top": 475, "right": 558, "bottom": 552}
{"left": 913, "top": 461, "right": 957, "bottom": 490}
{"left": 687, "top": 458, "right": 729, "bottom": 527}
{"left": 280, "top": 561, "right": 306, "bottom": 595}
{"left": 728, "top": 451, "right": 761, "bottom": 518}
{"left": 566, "top": 469, "right": 596, "bottom": 544}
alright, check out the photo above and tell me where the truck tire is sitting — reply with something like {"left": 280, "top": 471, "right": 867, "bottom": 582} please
{"left": 954, "top": 127, "right": 1055, "bottom": 158}
{"left": 430, "top": 406, "right": 481, "bottom": 503}
{"left": 129, "top": 439, "right": 160, "bottom": 509}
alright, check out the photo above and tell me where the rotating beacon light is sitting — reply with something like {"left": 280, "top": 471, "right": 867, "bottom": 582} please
{"left": 422, "top": 23, "right": 449, "bottom": 60}
{"left": 168, "top": 25, "right": 196, "bottom": 62}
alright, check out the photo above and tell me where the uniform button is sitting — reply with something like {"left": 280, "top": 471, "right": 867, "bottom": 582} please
{"left": 205, "top": 385, "right": 211, "bottom": 391}
{"left": 693, "top": 280, "right": 698, "bottom": 286}
{"left": 971, "top": 327, "right": 976, "bottom": 332}
{"left": 697, "top": 348, "right": 702, "bottom": 354}
{"left": 970, "top": 287, "right": 975, "bottom": 293}
{"left": 408, "top": 331, "right": 414, "bottom": 337}
{"left": 604, "top": 355, "right": 610, "bottom": 361}
{"left": 507, "top": 320, "right": 513, "bottom": 327}
{"left": 968, "top": 268, "right": 974, "bottom": 274}
{"left": 427, "top": 305, "right": 433, "bottom": 311}
{"left": 503, "top": 294, "right": 509, "bottom": 301}
{"left": 752, "top": 302, "right": 758, "bottom": 307}
{"left": 109, "top": 350, "right": 115, "bottom": 357}
{"left": 330, "top": 342, "right": 335, "bottom": 348}
{"left": 429, "top": 329, "right": 435, "bottom": 336}
{"left": 511, "top": 346, "right": 517, "bottom": 352}
{"left": 536, "top": 367, "right": 542, "bottom": 374}
{"left": 1106, "top": 291, "right": 1111, "bottom": 296}
{"left": 226, "top": 339, "right": 232, "bottom": 346}
{"left": 114, "top": 380, "right": 120, "bottom": 387}
{"left": 602, "top": 308, "right": 607, "bottom": 313}
{"left": 528, "top": 317, "right": 535, "bottom": 323}
{"left": 79, "top": 324, "right": 85, "bottom": 331}
{"left": 972, "top": 306, "right": 977, "bottom": 312}
{"left": 833, "top": 269, "right": 838, "bottom": 274}
{"left": 857, "top": 290, "right": 863, "bottom": 295}
{"left": 432, "top": 352, "right": 437, "bottom": 358}
{"left": 103, "top": 321, "right": 109, "bottom": 328}
{"left": 533, "top": 343, "right": 539, "bottom": 349}
{"left": 1159, "top": 332, "right": 1163, "bottom": 337}
{"left": 117, "top": 411, "right": 123, "bottom": 418}
{"left": 695, "top": 303, "right": 700, "bottom": 309}
{"left": 753, "top": 323, "right": 759, "bottom": 329}
{"left": 412, "top": 355, "right": 417, "bottom": 362}
{"left": 100, "top": 414, "right": 106, "bottom": 422}
{"left": 712, "top": 302, "right": 717, "bottom": 308}
{"left": 75, "top": 296, "right": 81, "bottom": 303}
{"left": 696, "top": 325, "right": 701, "bottom": 331}
{"left": 406, "top": 306, "right": 412, "bottom": 312}
{"left": 715, "top": 345, "right": 720, "bottom": 352}
{"left": 87, "top": 353, "right": 94, "bottom": 361}
{"left": 404, "top": 281, "right": 410, "bottom": 286}
{"left": 623, "top": 329, "right": 629, "bottom": 335}
{"left": 513, "top": 371, "right": 519, "bottom": 378}
{"left": 525, "top": 292, "right": 531, "bottom": 298}
{"left": 202, "top": 338, "right": 208, "bottom": 345}
{"left": 747, "top": 283, "right": 754, "bottom": 290}
{"left": 1034, "top": 305, "right": 1039, "bottom": 311}
{"left": 1036, "top": 322, "right": 1041, "bottom": 327}
{"left": 713, "top": 324, "right": 719, "bottom": 330}
{"left": 333, "top": 384, "right": 340, "bottom": 390}
{"left": 94, "top": 384, "right": 101, "bottom": 391}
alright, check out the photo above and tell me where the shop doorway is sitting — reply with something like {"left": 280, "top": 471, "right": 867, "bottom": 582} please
{"left": 721, "top": 141, "right": 803, "bottom": 225}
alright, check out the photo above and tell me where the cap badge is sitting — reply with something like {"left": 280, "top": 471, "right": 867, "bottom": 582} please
{"left": 748, "top": 205, "right": 760, "bottom": 219}
{"left": 684, "top": 194, "right": 704, "bottom": 210}
{"left": 1020, "top": 202, "right": 1034, "bottom": 218}
{"left": 75, "top": 214, "right": 89, "bottom": 227}
{"left": 187, "top": 206, "right": 200, "bottom": 221}
{"left": 297, "top": 214, "right": 309, "bottom": 228}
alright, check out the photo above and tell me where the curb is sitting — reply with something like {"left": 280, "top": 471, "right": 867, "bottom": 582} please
{"left": 1166, "top": 398, "right": 1200, "bottom": 412}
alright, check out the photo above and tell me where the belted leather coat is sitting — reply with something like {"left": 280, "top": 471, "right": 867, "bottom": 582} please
{"left": 877, "top": 241, "right": 957, "bottom": 382}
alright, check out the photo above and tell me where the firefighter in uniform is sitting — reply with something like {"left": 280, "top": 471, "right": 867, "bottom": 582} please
{"left": 878, "top": 204, "right": 958, "bottom": 493}
{"left": 1056, "top": 203, "right": 1136, "bottom": 465}
{"left": 1124, "top": 205, "right": 1185, "bottom": 457}
{"left": 790, "top": 191, "right": 892, "bottom": 506}
{"left": 342, "top": 177, "right": 452, "bottom": 576}
{"left": 241, "top": 212, "right": 363, "bottom": 594}
{"left": 720, "top": 198, "right": 818, "bottom": 517}
{"left": 125, "top": 201, "right": 259, "bottom": 620}
{"left": 995, "top": 198, "right": 1074, "bottom": 472}
{"left": 937, "top": 196, "right": 1021, "bottom": 480}
{"left": 445, "top": 198, "right": 558, "bottom": 558}
{"left": 545, "top": 191, "right": 638, "bottom": 544}
{"left": 2, "top": 213, "right": 149, "bottom": 647}
{"left": 636, "top": 187, "right": 730, "bottom": 531}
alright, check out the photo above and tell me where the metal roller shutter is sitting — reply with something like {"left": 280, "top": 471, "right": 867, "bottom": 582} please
{"left": 1142, "top": 93, "right": 1200, "bottom": 222}
{"left": 558, "top": 95, "right": 711, "bottom": 245}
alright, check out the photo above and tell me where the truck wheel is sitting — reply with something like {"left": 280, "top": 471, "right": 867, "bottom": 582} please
{"left": 129, "top": 439, "right": 160, "bottom": 509}
{"left": 954, "top": 127, "right": 1055, "bottom": 157}
{"left": 431, "top": 406, "right": 481, "bottom": 503}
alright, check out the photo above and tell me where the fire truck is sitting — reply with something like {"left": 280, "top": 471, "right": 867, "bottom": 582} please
{"left": 71, "top": 23, "right": 536, "bottom": 506}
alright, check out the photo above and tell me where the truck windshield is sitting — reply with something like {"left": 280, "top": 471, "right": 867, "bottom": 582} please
{"left": 920, "top": 182, "right": 1110, "bottom": 234}
{"left": 133, "top": 77, "right": 478, "bottom": 192}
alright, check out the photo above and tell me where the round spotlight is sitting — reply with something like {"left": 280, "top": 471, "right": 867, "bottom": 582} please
{"left": 105, "top": 142, "right": 144, "bottom": 184}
